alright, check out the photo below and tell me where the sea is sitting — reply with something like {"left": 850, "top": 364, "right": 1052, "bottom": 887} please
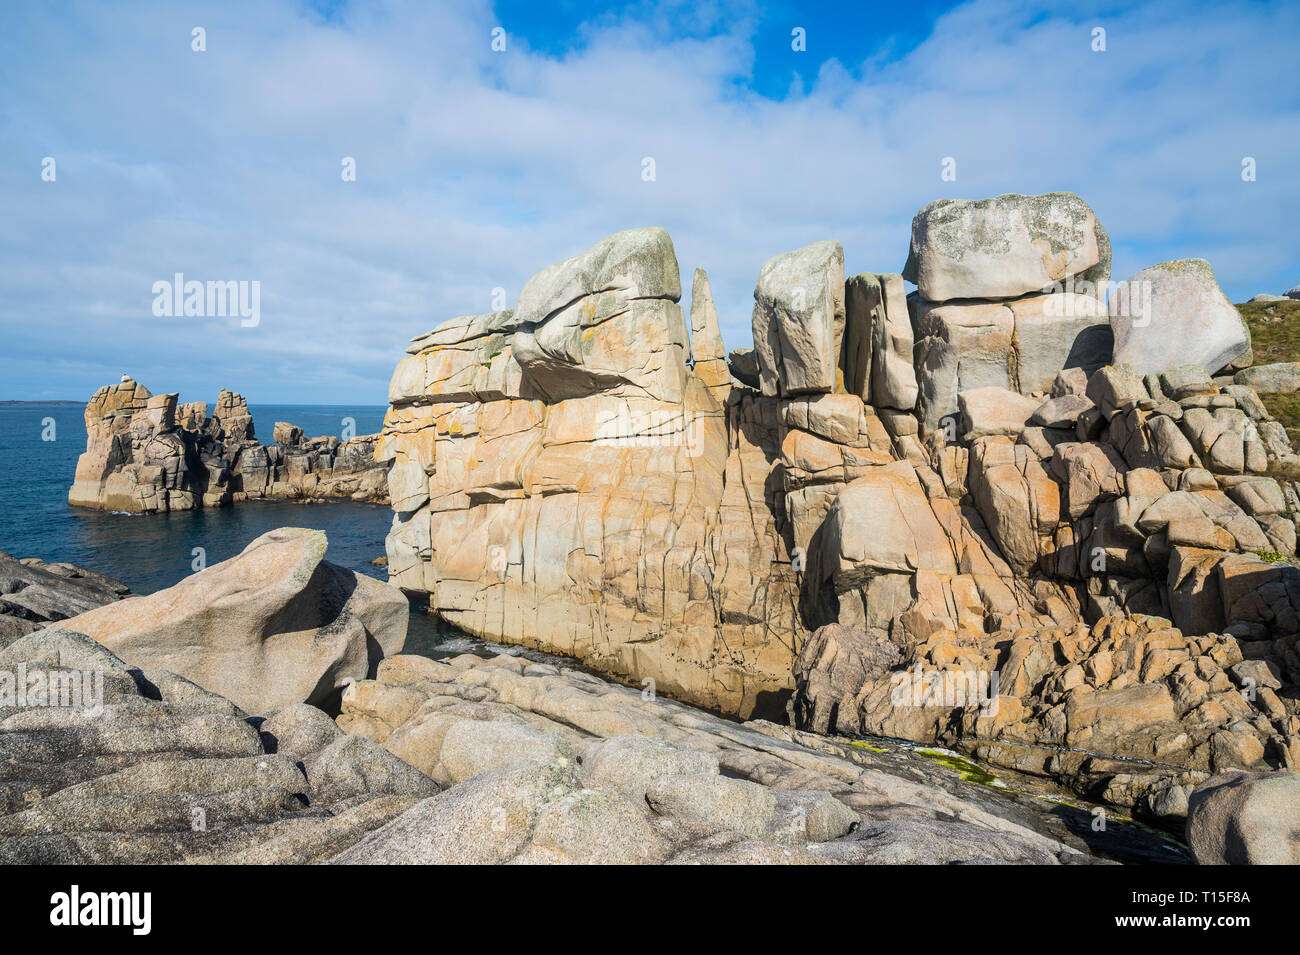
{"left": 0, "top": 401, "right": 510, "bottom": 659}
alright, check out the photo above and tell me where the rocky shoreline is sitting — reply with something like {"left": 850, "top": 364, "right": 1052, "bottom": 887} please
{"left": 20, "top": 189, "right": 1299, "bottom": 865}
{"left": 2, "top": 528, "right": 1292, "bottom": 863}
{"left": 0, "top": 620, "right": 1176, "bottom": 865}
{"left": 68, "top": 380, "right": 389, "bottom": 512}
{"left": 0, "top": 552, "right": 130, "bottom": 642}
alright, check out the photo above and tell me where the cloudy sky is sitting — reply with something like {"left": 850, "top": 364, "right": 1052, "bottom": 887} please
{"left": 2, "top": 0, "right": 1298, "bottom": 403}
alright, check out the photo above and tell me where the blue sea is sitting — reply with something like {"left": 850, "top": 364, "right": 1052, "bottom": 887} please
{"left": 0, "top": 402, "right": 492, "bottom": 657}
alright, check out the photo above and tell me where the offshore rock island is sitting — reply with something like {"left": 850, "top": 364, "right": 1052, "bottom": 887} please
{"left": 68, "top": 379, "right": 389, "bottom": 512}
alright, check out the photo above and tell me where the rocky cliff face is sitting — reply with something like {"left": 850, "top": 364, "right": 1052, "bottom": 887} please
{"left": 379, "top": 194, "right": 1300, "bottom": 814}
{"left": 69, "top": 379, "right": 389, "bottom": 512}
{"left": 378, "top": 230, "right": 798, "bottom": 718}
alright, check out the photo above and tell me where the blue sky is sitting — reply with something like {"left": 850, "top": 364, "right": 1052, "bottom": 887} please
{"left": 2, "top": 0, "right": 1298, "bottom": 403}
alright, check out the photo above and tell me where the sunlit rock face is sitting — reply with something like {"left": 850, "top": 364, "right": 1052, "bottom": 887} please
{"left": 379, "top": 203, "right": 1300, "bottom": 816}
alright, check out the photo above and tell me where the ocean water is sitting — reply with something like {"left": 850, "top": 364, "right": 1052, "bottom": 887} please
{"left": 0, "top": 401, "right": 461, "bottom": 652}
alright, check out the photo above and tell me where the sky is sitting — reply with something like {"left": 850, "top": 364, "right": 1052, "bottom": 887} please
{"left": 1, "top": 0, "right": 1298, "bottom": 403}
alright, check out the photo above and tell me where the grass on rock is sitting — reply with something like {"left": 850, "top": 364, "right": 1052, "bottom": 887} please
{"left": 1237, "top": 300, "right": 1300, "bottom": 442}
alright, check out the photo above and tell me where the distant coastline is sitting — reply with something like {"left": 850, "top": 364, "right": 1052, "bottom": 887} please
{"left": 0, "top": 399, "right": 82, "bottom": 406}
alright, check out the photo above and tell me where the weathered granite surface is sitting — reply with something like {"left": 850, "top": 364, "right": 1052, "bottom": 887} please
{"left": 0, "top": 554, "right": 128, "bottom": 644}
{"left": 56, "top": 529, "right": 408, "bottom": 713}
{"left": 0, "top": 627, "right": 1192, "bottom": 864}
{"left": 376, "top": 194, "right": 1299, "bottom": 824}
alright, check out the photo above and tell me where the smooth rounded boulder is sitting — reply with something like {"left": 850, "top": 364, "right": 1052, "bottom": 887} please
{"left": 56, "top": 528, "right": 408, "bottom": 713}
{"left": 1186, "top": 770, "right": 1300, "bottom": 864}
{"left": 1109, "top": 259, "right": 1250, "bottom": 375}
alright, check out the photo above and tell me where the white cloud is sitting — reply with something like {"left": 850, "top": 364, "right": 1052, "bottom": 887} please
{"left": 1, "top": 0, "right": 1297, "bottom": 402}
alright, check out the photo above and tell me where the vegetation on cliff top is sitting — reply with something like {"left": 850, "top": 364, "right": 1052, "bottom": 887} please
{"left": 1237, "top": 299, "right": 1300, "bottom": 442}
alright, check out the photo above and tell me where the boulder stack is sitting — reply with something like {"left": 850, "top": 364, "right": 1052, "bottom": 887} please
{"left": 905, "top": 193, "right": 1113, "bottom": 432}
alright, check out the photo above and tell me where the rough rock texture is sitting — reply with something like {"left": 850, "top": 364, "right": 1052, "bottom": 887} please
{"left": 0, "top": 554, "right": 129, "bottom": 644}
{"left": 1234, "top": 362, "right": 1300, "bottom": 394}
{"left": 911, "top": 292, "right": 1111, "bottom": 433}
{"left": 327, "top": 650, "right": 1162, "bottom": 864}
{"left": 69, "top": 378, "right": 388, "bottom": 513}
{"left": 379, "top": 228, "right": 801, "bottom": 719}
{"left": 56, "top": 529, "right": 408, "bottom": 713}
{"left": 0, "top": 629, "right": 434, "bottom": 864}
{"left": 378, "top": 206, "right": 1300, "bottom": 824}
{"left": 689, "top": 268, "right": 733, "bottom": 406}
{"left": 1110, "top": 260, "right": 1251, "bottom": 375}
{"left": 794, "top": 614, "right": 1296, "bottom": 820}
{"left": 1185, "top": 770, "right": 1300, "bottom": 864}
{"left": 752, "top": 240, "right": 845, "bottom": 397}
{"left": 902, "top": 193, "right": 1106, "bottom": 302}
{"left": 843, "top": 272, "right": 917, "bottom": 410}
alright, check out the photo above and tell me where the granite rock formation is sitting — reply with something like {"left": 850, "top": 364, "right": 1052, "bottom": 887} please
{"left": 379, "top": 229, "right": 799, "bottom": 719}
{"left": 4, "top": 628, "right": 1185, "bottom": 864}
{"left": 378, "top": 194, "right": 1300, "bottom": 819}
{"left": 328, "top": 650, "right": 1151, "bottom": 863}
{"left": 69, "top": 378, "right": 389, "bottom": 513}
{"left": 0, "top": 628, "right": 435, "bottom": 863}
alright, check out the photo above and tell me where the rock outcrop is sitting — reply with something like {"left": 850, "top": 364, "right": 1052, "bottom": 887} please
{"left": 378, "top": 195, "right": 1300, "bottom": 821}
{"left": 0, "top": 629, "right": 436, "bottom": 863}
{"left": 56, "top": 529, "right": 408, "bottom": 713}
{"left": 69, "top": 378, "right": 389, "bottom": 513}
{"left": 906, "top": 194, "right": 1114, "bottom": 433}
{"left": 2, "top": 628, "right": 1178, "bottom": 864}
{"left": 379, "top": 228, "right": 799, "bottom": 719}
{"left": 1110, "top": 259, "right": 1251, "bottom": 375}
{"left": 0, "top": 554, "right": 129, "bottom": 643}
{"left": 1185, "top": 769, "right": 1300, "bottom": 864}
{"left": 328, "top": 650, "right": 1154, "bottom": 864}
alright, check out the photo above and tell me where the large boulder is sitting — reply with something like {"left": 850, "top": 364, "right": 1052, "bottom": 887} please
{"left": 843, "top": 272, "right": 917, "bottom": 410}
{"left": 510, "top": 228, "right": 688, "bottom": 403}
{"left": 1109, "top": 259, "right": 1250, "bottom": 374}
{"left": 911, "top": 298, "right": 1015, "bottom": 433}
{"left": 1234, "top": 362, "right": 1300, "bottom": 394}
{"left": 751, "top": 240, "right": 845, "bottom": 396}
{"left": 903, "top": 193, "right": 1106, "bottom": 302}
{"left": 380, "top": 230, "right": 801, "bottom": 719}
{"left": 56, "top": 528, "right": 408, "bottom": 713}
{"left": 1186, "top": 771, "right": 1300, "bottom": 865}
{"left": 910, "top": 291, "right": 1110, "bottom": 432}
{"left": 1006, "top": 292, "right": 1112, "bottom": 393}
